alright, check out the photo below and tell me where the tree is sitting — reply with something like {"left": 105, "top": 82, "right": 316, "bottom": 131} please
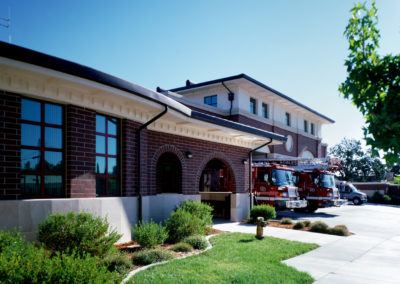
{"left": 329, "top": 138, "right": 386, "bottom": 181}
{"left": 339, "top": 1, "right": 400, "bottom": 164}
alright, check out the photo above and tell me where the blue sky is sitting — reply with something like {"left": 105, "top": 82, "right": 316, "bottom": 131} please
{"left": 0, "top": 0, "right": 399, "bottom": 149}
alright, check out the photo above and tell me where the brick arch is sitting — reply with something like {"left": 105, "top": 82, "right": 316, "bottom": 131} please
{"left": 195, "top": 152, "right": 237, "bottom": 193}
{"left": 149, "top": 145, "right": 186, "bottom": 194}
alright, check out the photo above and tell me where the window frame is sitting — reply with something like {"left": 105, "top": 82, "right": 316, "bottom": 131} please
{"left": 304, "top": 120, "right": 309, "bottom": 133}
{"left": 262, "top": 103, "right": 269, "bottom": 119}
{"left": 203, "top": 95, "right": 218, "bottom": 107}
{"left": 20, "top": 97, "right": 65, "bottom": 198}
{"left": 250, "top": 97, "right": 257, "bottom": 115}
{"left": 285, "top": 112, "right": 291, "bottom": 127}
{"left": 95, "top": 114, "right": 120, "bottom": 197}
{"left": 311, "top": 123, "right": 315, "bottom": 135}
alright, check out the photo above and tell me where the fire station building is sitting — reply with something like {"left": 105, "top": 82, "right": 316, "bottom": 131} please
{"left": 0, "top": 42, "right": 333, "bottom": 241}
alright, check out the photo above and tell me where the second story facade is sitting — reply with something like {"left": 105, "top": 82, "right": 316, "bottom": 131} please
{"left": 166, "top": 74, "right": 334, "bottom": 159}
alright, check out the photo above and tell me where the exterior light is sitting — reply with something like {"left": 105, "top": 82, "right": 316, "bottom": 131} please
{"left": 185, "top": 151, "right": 193, "bottom": 159}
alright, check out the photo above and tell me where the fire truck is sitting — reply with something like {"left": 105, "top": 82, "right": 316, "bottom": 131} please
{"left": 252, "top": 163, "right": 307, "bottom": 210}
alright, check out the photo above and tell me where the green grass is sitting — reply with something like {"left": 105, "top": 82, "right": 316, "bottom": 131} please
{"left": 128, "top": 233, "right": 318, "bottom": 284}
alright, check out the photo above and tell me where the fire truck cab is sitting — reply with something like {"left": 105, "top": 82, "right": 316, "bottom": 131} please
{"left": 252, "top": 163, "right": 307, "bottom": 210}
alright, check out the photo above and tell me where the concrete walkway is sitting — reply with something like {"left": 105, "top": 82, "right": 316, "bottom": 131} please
{"left": 213, "top": 204, "right": 400, "bottom": 284}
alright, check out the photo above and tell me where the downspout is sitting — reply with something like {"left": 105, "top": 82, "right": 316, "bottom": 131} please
{"left": 137, "top": 106, "right": 168, "bottom": 222}
{"left": 221, "top": 81, "right": 234, "bottom": 118}
{"left": 248, "top": 138, "right": 273, "bottom": 210}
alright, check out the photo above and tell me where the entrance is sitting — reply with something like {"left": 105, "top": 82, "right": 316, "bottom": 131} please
{"left": 156, "top": 152, "right": 182, "bottom": 193}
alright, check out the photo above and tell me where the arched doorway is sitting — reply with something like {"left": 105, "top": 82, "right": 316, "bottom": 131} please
{"left": 156, "top": 152, "right": 182, "bottom": 193}
{"left": 199, "top": 158, "right": 235, "bottom": 219}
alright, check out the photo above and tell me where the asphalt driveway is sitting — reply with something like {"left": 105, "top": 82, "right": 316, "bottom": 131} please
{"left": 214, "top": 204, "right": 400, "bottom": 284}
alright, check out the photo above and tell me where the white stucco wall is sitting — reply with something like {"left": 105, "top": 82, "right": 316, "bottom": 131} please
{"left": 0, "top": 197, "right": 138, "bottom": 243}
{"left": 230, "top": 193, "right": 250, "bottom": 222}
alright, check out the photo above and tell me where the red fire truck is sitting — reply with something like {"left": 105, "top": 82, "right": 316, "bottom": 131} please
{"left": 252, "top": 163, "right": 307, "bottom": 210}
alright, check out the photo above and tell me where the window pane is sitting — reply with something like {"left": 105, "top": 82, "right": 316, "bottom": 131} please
{"left": 21, "top": 149, "right": 40, "bottom": 172}
{"left": 107, "top": 118, "right": 117, "bottom": 135}
{"left": 21, "top": 175, "right": 41, "bottom": 195}
{"left": 45, "top": 176, "right": 62, "bottom": 196}
{"left": 96, "top": 135, "right": 106, "bottom": 154}
{"left": 21, "top": 124, "right": 41, "bottom": 147}
{"left": 108, "top": 177, "right": 118, "bottom": 196}
{"left": 96, "top": 156, "right": 106, "bottom": 174}
{"left": 96, "top": 176, "right": 106, "bottom": 196}
{"left": 45, "top": 104, "right": 62, "bottom": 125}
{"left": 96, "top": 115, "right": 106, "bottom": 133}
{"left": 45, "top": 127, "right": 62, "bottom": 149}
{"left": 45, "top": 151, "right": 63, "bottom": 173}
{"left": 108, "top": 137, "right": 117, "bottom": 155}
{"left": 108, "top": 158, "right": 117, "bottom": 175}
{"left": 21, "top": 99, "right": 41, "bottom": 122}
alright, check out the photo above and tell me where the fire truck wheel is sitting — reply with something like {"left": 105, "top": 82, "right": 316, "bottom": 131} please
{"left": 306, "top": 206, "right": 318, "bottom": 213}
{"left": 294, "top": 208, "right": 306, "bottom": 213}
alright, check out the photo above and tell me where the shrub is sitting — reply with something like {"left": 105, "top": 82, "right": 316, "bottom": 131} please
{"left": 171, "top": 242, "right": 193, "bottom": 253}
{"left": 166, "top": 209, "right": 204, "bottom": 243}
{"left": 177, "top": 200, "right": 213, "bottom": 228}
{"left": 370, "top": 191, "right": 384, "bottom": 203}
{"left": 38, "top": 212, "right": 121, "bottom": 257}
{"left": 310, "top": 221, "right": 329, "bottom": 234}
{"left": 132, "top": 221, "right": 168, "bottom": 248}
{"left": 100, "top": 249, "right": 132, "bottom": 275}
{"left": 280, "top": 218, "right": 293, "bottom": 225}
{"left": 250, "top": 205, "right": 276, "bottom": 223}
{"left": 0, "top": 230, "right": 25, "bottom": 253}
{"left": 183, "top": 235, "right": 208, "bottom": 250}
{"left": 133, "top": 249, "right": 173, "bottom": 265}
{"left": 328, "top": 225, "right": 350, "bottom": 236}
{"left": 302, "top": 220, "right": 311, "bottom": 227}
{"left": 383, "top": 195, "right": 392, "bottom": 204}
{"left": 293, "top": 222, "right": 305, "bottom": 230}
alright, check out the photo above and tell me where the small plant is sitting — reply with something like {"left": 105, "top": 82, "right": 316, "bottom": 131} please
{"left": 133, "top": 249, "right": 173, "bottom": 265}
{"left": 132, "top": 221, "right": 168, "bottom": 248}
{"left": 250, "top": 205, "right": 276, "bottom": 223}
{"left": 302, "top": 220, "right": 311, "bottom": 227}
{"left": 370, "top": 191, "right": 384, "bottom": 203}
{"left": 171, "top": 242, "right": 193, "bottom": 253}
{"left": 177, "top": 200, "right": 213, "bottom": 228}
{"left": 38, "top": 212, "right": 121, "bottom": 257}
{"left": 100, "top": 249, "right": 132, "bottom": 274}
{"left": 383, "top": 194, "right": 392, "bottom": 204}
{"left": 166, "top": 209, "right": 204, "bottom": 243}
{"left": 293, "top": 222, "right": 305, "bottom": 230}
{"left": 183, "top": 235, "right": 208, "bottom": 250}
{"left": 310, "top": 221, "right": 329, "bottom": 234}
{"left": 0, "top": 230, "right": 25, "bottom": 253}
{"left": 280, "top": 218, "right": 293, "bottom": 225}
{"left": 328, "top": 225, "right": 350, "bottom": 236}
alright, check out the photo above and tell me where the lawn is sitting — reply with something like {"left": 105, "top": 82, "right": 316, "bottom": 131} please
{"left": 129, "top": 233, "right": 318, "bottom": 284}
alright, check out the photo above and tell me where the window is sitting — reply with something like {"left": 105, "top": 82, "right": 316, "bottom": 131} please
{"left": 285, "top": 112, "right": 291, "bottom": 126}
{"left": 250, "top": 97, "right": 257, "bottom": 114}
{"left": 304, "top": 120, "right": 308, "bottom": 133}
{"left": 204, "top": 95, "right": 217, "bottom": 107}
{"left": 20, "top": 98, "right": 64, "bottom": 197}
{"left": 311, "top": 123, "right": 315, "bottom": 135}
{"left": 262, "top": 103, "right": 269, "bottom": 119}
{"left": 95, "top": 114, "right": 120, "bottom": 196}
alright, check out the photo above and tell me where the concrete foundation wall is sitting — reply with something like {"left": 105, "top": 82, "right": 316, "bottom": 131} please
{"left": 0, "top": 197, "right": 138, "bottom": 243}
{"left": 141, "top": 194, "right": 200, "bottom": 222}
{"left": 231, "top": 193, "right": 250, "bottom": 222}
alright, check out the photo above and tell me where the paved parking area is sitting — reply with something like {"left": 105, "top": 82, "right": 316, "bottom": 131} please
{"left": 214, "top": 204, "right": 400, "bottom": 284}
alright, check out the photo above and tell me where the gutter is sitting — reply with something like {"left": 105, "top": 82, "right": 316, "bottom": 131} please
{"left": 248, "top": 138, "right": 273, "bottom": 210}
{"left": 221, "top": 81, "right": 234, "bottom": 118}
{"left": 137, "top": 106, "right": 168, "bottom": 222}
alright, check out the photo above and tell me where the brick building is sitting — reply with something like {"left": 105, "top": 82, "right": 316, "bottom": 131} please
{"left": 0, "top": 43, "right": 287, "bottom": 241}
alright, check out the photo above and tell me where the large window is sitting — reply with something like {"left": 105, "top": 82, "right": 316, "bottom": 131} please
{"left": 262, "top": 103, "right": 269, "bottom": 119}
{"left": 95, "top": 114, "right": 120, "bottom": 196}
{"left": 285, "top": 112, "right": 291, "bottom": 126}
{"left": 204, "top": 95, "right": 217, "bottom": 107}
{"left": 250, "top": 97, "right": 257, "bottom": 114}
{"left": 304, "top": 120, "right": 309, "bottom": 133}
{"left": 20, "top": 98, "right": 64, "bottom": 197}
{"left": 311, "top": 123, "right": 315, "bottom": 135}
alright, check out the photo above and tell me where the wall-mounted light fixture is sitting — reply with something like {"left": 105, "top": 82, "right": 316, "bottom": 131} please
{"left": 242, "top": 159, "right": 249, "bottom": 165}
{"left": 185, "top": 151, "right": 193, "bottom": 159}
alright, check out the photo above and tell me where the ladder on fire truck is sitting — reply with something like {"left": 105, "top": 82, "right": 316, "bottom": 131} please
{"left": 252, "top": 156, "right": 341, "bottom": 172}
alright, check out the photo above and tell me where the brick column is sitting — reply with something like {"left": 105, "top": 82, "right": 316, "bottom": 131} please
{"left": 0, "top": 92, "right": 21, "bottom": 199}
{"left": 66, "top": 105, "right": 96, "bottom": 198}
{"left": 121, "top": 119, "right": 139, "bottom": 196}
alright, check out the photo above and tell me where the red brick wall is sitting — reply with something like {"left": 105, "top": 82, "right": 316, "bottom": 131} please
{"left": 297, "top": 133, "right": 319, "bottom": 158}
{"left": 270, "top": 126, "right": 299, "bottom": 157}
{"left": 65, "top": 105, "right": 96, "bottom": 198}
{"left": 0, "top": 92, "right": 21, "bottom": 199}
{"left": 121, "top": 119, "right": 140, "bottom": 196}
{"left": 229, "top": 114, "right": 273, "bottom": 132}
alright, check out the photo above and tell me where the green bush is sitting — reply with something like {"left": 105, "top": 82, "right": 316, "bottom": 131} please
{"left": 280, "top": 218, "right": 293, "bottom": 225}
{"left": 310, "top": 221, "right": 329, "bottom": 234}
{"left": 370, "top": 191, "right": 384, "bottom": 203}
{"left": 302, "top": 220, "right": 311, "bottom": 227}
{"left": 293, "top": 222, "right": 305, "bottom": 230}
{"left": 38, "top": 212, "right": 121, "bottom": 257}
{"left": 132, "top": 221, "right": 168, "bottom": 248}
{"left": 250, "top": 205, "right": 276, "bottom": 223}
{"left": 133, "top": 249, "right": 173, "bottom": 265}
{"left": 171, "top": 242, "right": 193, "bottom": 253}
{"left": 177, "top": 200, "right": 213, "bottom": 228}
{"left": 166, "top": 209, "right": 204, "bottom": 243}
{"left": 383, "top": 195, "right": 392, "bottom": 204}
{"left": 328, "top": 225, "right": 350, "bottom": 236}
{"left": 0, "top": 230, "right": 25, "bottom": 253}
{"left": 183, "top": 235, "right": 208, "bottom": 250}
{"left": 100, "top": 249, "right": 132, "bottom": 275}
